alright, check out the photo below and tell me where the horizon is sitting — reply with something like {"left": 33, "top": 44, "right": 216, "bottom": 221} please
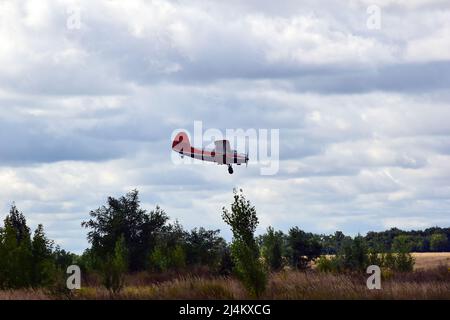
{"left": 1, "top": 191, "right": 449, "bottom": 255}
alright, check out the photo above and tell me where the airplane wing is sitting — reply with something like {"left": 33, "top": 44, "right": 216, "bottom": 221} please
{"left": 214, "top": 140, "right": 231, "bottom": 154}
{"left": 214, "top": 140, "right": 232, "bottom": 164}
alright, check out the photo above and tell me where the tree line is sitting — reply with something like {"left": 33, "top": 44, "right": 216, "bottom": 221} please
{"left": 0, "top": 189, "right": 448, "bottom": 295}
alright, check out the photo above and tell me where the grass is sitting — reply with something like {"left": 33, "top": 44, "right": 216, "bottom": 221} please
{"left": 412, "top": 252, "right": 450, "bottom": 271}
{"left": 1, "top": 253, "right": 449, "bottom": 300}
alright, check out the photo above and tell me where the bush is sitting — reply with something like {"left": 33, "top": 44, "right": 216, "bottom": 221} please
{"left": 383, "top": 251, "right": 414, "bottom": 273}
{"left": 218, "top": 245, "right": 234, "bottom": 276}
{"left": 102, "top": 236, "right": 127, "bottom": 294}
{"left": 260, "top": 227, "right": 284, "bottom": 271}
{"left": 394, "top": 252, "right": 415, "bottom": 272}
{"left": 315, "top": 256, "right": 343, "bottom": 273}
{"left": 149, "top": 244, "right": 186, "bottom": 272}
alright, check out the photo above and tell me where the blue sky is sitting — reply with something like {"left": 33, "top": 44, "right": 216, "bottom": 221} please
{"left": 0, "top": 0, "right": 449, "bottom": 253}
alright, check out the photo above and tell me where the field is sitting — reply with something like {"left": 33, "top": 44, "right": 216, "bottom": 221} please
{"left": 0, "top": 253, "right": 449, "bottom": 300}
{"left": 412, "top": 252, "right": 450, "bottom": 270}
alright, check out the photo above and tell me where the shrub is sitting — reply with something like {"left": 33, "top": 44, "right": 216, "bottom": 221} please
{"left": 315, "top": 256, "right": 343, "bottom": 273}
{"left": 102, "top": 235, "right": 127, "bottom": 294}
{"left": 149, "top": 243, "right": 186, "bottom": 272}
{"left": 394, "top": 251, "right": 415, "bottom": 272}
{"left": 260, "top": 227, "right": 284, "bottom": 271}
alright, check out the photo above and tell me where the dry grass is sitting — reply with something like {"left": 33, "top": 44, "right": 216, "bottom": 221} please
{"left": 2, "top": 253, "right": 449, "bottom": 300}
{"left": 2, "top": 267, "right": 448, "bottom": 300}
{"left": 265, "top": 267, "right": 450, "bottom": 300}
{"left": 311, "top": 252, "right": 450, "bottom": 271}
{"left": 412, "top": 252, "right": 450, "bottom": 271}
{"left": 59, "top": 265, "right": 450, "bottom": 300}
{"left": 0, "top": 289, "right": 51, "bottom": 300}
{"left": 73, "top": 276, "right": 246, "bottom": 300}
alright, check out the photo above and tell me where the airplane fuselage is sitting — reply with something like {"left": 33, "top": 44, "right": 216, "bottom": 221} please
{"left": 172, "top": 132, "right": 248, "bottom": 173}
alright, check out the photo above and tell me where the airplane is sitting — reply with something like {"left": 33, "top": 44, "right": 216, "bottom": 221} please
{"left": 172, "top": 131, "right": 249, "bottom": 174}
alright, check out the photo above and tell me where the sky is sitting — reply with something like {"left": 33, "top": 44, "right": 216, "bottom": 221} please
{"left": 0, "top": 0, "right": 449, "bottom": 253}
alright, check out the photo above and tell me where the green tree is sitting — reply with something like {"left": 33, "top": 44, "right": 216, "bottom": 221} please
{"left": 102, "top": 235, "right": 128, "bottom": 294}
{"left": 218, "top": 245, "right": 234, "bottom": 276}
{"left": 31, "top": 224, "right": 57, "bottom": 287}
{"left": 260, "top": 227, "right": 284, "bottom": 271}
{"left": 0, "top": 205, "right": 33, "bottom": 288}
{"left": 82, "top": 190, "right": 169, "bottom": 271}
{"left": 222, "top": 189, "right": 267, "bottom": 298}
{"left": 53, "top": 246, "right": 76, "bottom": 270}
{"left": 184, "top": 228, "right": 226, "bottom": 270}
{"left": 148, "top": 221, "right": 186, "bottom": 272}
{"left": 149, "top": 244, "right": 186, "bottom": 271}
{"left": 394, "top": 251, "right": 415, "bottom": 272}
{"left": 392, "top": 235, "right": 414, "bottom": 252}
{"left": 340, "top": 235, "right": 368, "bottom": 272}
{"left": 430, "top": 233, "right": 448, "bottom": 252}
{"left": 287, "top": 227, "right": 322, "bottom": 269}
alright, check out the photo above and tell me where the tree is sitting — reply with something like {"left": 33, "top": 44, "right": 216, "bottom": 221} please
{"left": 0, "top": 205, "right": 33, "bottom": 288}
{"left": 218, "top": 245, "right": 234, "bottom": 276}
{"left": 148, "top": 220, "right": 187, "bottom": 272}
{"left": 430, "top": 233, "right": 448, "bottom": 252}
{"left": 287, "top": 227, "right": 322, "bottom": 269}
{"left": 392, "top": 235, "right": 414, "bottom": 253}
{"left": 31, "top": 224, "right": 56, "bottom": 287}
{"left": 82, "top": 190, "right": 169, "bottom": 271}
{"left": 260, "top": 227, "right": 284, "bottom": 271}
{"left": 53, "top": 246, "right": 76, "bottom": 270}
{"left": 222, "top": 189, "right": 267, "bottom": 298}
{"left": 341, "top": 235, "right": 368, "bottom": 272}
{"left": 184, "top": 227, "right": 227, "bottom": 270}
{"left": 102, "top": 235, "right": 128, "bottom": 294}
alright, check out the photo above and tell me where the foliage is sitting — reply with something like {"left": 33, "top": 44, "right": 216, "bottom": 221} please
{"left": 82, "top": 190, "right": 169, "bottom": 271}
{"left": 259, "top": 227, "right": 285, "bottom": 271}
{"left": 429, "top": 233, "right": 448, "bottom": 252}
{"left": 340, "top": 235, "right": 368, "bottom": 272}
{"left": 317, "top": 235, "right": 415, "bottom": 274}
{"left": 184, "top": 227, "right": 226, "bottom": 270}
{"left": 364, "top": 227, "right": 450, "bottom": 252}
{"left": 102, "top": 235, "right": 128, "bottom": 294}
{"left": 31, "top": 224, "right": 57, "bottom": 287}
{"left": 287, "top": 227, "right": 322, "bottom": 269}
{"left": 222, "top": 189, "right": 267, "bottom": 298}
{"left": 0, "top": 205, "right": 59, "bottom": 289}
{"left": 0, "top": 189, "right": 443, "bottom": 292}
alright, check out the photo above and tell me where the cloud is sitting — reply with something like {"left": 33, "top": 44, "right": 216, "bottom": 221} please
{"left": 0, "top": 0, "right": 449, "bottom": 252}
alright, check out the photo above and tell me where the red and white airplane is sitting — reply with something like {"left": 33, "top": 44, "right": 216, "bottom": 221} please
{"left": 172, "top": 132, "right": 249, "bottom": 174}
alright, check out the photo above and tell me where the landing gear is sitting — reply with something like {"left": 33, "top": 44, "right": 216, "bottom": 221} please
{"left": 228, "top": 164, "right": 234, "bottom": 174}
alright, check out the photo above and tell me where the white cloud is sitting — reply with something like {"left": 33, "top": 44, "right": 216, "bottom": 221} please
{"left": 0, "top": 0, "right": 450, "bottom": 252}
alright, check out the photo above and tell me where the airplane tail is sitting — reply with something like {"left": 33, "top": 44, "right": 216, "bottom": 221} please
{"left": 172, "top": 131, "right": 191, "bottom": 152}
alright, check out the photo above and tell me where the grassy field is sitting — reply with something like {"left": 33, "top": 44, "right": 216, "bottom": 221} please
{"left": 0, "top": 253, "right": 448, "bottom": 300}
{"left": 412, "top": 252, "right": 450, "bottom": 270}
